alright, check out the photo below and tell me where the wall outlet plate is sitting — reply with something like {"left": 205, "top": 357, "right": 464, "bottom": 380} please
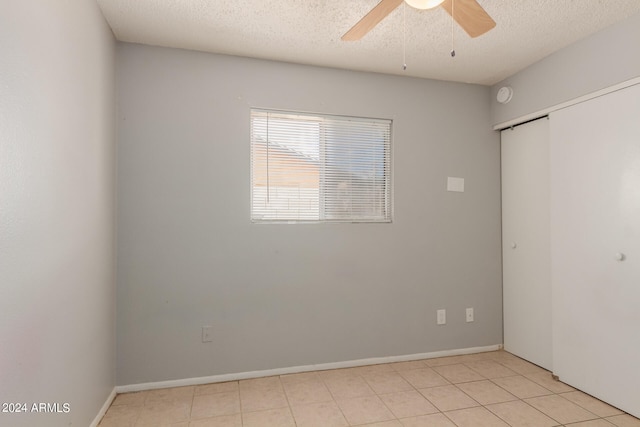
{"left": 202, "top": 326, "right": 213, "bottom": 342}
{"left": 437, "top": 309, "right": 446, "bottom": 325}
{"left": 466, "top": 308, "right": 474, "bottom": 323}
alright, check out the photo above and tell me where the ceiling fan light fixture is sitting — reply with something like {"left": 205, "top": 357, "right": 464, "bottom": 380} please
{"left": 405, "top": 0, "right": 446, "bottom": 10}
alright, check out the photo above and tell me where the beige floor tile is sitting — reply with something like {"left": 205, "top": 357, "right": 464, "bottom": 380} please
{"left": 461, "top": 352, "right": 496, "bottom": 362}
{"left": 336, "top": 395, "right": 395, "bottom": 425}
{"left": 491, "top": 375, "right": 553, "bottom": 398}
{"left": 145, "top": 386, "right": 195, "bottom": 404}
{"left": 195, "top": 382, "right": 238, "bottom": 396}
{"left": 103, "top": 403, "right": 143, "bottom": 419}
{"left": 188, "top": 414, "right": 242, "bottom": 427}
{"left": 399, "top": 412, "right": 458, "bottom": 426}
{"left": 482, "top": 351, "right": 508, "bottom": 360}
{"left": 283, "top": 379, "right": 333, "bottom": 406}
{"left": 497, "top": 357, "right": 548, "bottom": 375}
{"left": 379, "top": 390, "right": 439, "bottom": 418}
{"left": 417, "top": 385, "right": 479, "bottom": 412}
{"left": 560, "top": 391, "right": 625, "bottom": 417}
{"left": 464, "top": 360, "right": 517, "bottom": 378}
{"left": 399, "top": 368, "right": 450, "bottom": 389}
{"left": 565, "top": 420, "right": 616, "bottom": 427}
{"left": 456, "top": 380, "right": 518, "bottom": 405}
{"left": 359, "top": 421, "right": 403, "bottom": 427}
{"left": 98, "top": 408, "right": 140, "bottom": 427}
{"left": 290, "top": 400, "right": 349, "bottom": 427}
{"left": 470, "top": 352, "right": 496, "bottom": 361}
{"left": 432, "top": 364, "right": 485, "bottom": 384}
{"left": 363, "top": 371, "right": 414, "bottom": 394}
{"left": 425, "top": 355, "right": 474, "bottom": 367}
{"left": 606, "top": 414, "right": 640, "bottom": 427}
{"left": 135, "top": 398, "right": 192, "bottom": 426}
{"left": 444, "top": 406, "right": 511, "bottom": 427}
{"left": 280, "top": 371, "right": 321, "bottom": 384}
{"left": 525, "top": 394, "right": 599, "bottom": 424}
{"left": 98, "top": 350, "right": 640, "bottom": 427}
{"left": 239, "top": 386, "right": 288, "bottom": 413}
{"left": 239, "top": 376, "right": 282, "bottom": 391}
{"left": 319, "top": 368, "right": 361, "bottom": 381}
{"left": 485, "top": 399, "right": 559, "bottom": 427}
{"left": 350, "top": 363, "right": 396, "bottom": 376}
{"left": 485, "top": 351, "right": 522, "bottom": 362}
{"left": 324, "top": 375, "right": 376, "bottom": 399}
{"left": 241, "top": 407, "right": 296, "bottom": 427}
{"left": 390, "top": 360, "right": 429, "bottom": 371}
{"left": 112, "top": 391, "right": 148, "bottom": 407}
{"left": 191, "top": 391, "right": 240, "bottom": 419}
{"left": 524, "top": 371, "right": 575, "bottom": 393}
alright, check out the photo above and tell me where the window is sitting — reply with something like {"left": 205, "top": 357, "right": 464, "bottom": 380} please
{"left": 251, "top": 109, "right": 392, "bottom": 223}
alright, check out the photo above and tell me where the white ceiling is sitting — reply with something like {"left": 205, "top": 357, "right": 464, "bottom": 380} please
{"left": 97, "top": 0, "right": 640, "bottom": 86}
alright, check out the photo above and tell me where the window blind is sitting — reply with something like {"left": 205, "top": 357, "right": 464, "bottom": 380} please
{"left": 250, "top": 109, "right": 392, "bottom": 223}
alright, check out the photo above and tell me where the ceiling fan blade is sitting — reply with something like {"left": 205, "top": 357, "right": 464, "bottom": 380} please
{"left": 342, "top": 0, "right": 404, "bottom": 41}
{"left": 441, "top": 0, "right": 496, "bottom": 38}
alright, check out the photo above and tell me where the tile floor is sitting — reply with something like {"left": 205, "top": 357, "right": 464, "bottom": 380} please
{"left": 99, "top": 350, "right": 640, "bottom": 427}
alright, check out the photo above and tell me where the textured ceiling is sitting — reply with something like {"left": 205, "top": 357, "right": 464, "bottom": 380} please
{"left": 97, "top": 0, "right": 640, "bottom": 86}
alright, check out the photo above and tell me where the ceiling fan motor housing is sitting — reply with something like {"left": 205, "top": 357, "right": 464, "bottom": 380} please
{"left": 405, "top": 0, "right": 446, "bottom": 10}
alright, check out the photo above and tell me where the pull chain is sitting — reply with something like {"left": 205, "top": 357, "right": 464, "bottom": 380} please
{"left": 450, "top": 0, "right": 456, "bottom": 57}
{"left": 402, "top": 2, "right": 407, "bottom": 70}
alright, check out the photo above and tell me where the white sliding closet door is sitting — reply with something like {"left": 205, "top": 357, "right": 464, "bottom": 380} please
{"left": 550, "top": 84, "right": 640, "bottom": 417}
{"left": 501, "top": 117, "right": 552, "bottom": 370}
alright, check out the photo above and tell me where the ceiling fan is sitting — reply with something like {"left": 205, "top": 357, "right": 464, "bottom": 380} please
{"left": 342, "top": 0, "right": 496, "bottom": 41}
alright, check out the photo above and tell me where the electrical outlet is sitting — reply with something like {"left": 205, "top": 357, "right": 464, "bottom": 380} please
{"left": 466, "top": 308, "right": 474, "bottom": 323}
{"left": 437, "top": 309, "right": 446, "bottom": 325}
{"left": 202, "top": 326, "right": 213, "bottom": 343}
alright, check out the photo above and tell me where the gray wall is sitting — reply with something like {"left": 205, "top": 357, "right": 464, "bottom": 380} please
{"left": 116, "top": 43, "right": 502, "bottom": 385}
{"left": 0, "top": 1, "right": 116, "bottom": 426}
{"left": 491, "top": 11, "right": 640, "bottom": 127}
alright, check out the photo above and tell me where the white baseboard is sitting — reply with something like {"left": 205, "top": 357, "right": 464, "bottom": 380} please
{"left": 90, "top": 387, "right": 116, "bottom": 427}
{"left": 116, "top": 344, "right": 502, "bottom": 394}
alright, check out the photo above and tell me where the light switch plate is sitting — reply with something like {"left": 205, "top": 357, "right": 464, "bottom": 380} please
{"left": 447, "top": 177, "right": 465, "bottom": 192}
